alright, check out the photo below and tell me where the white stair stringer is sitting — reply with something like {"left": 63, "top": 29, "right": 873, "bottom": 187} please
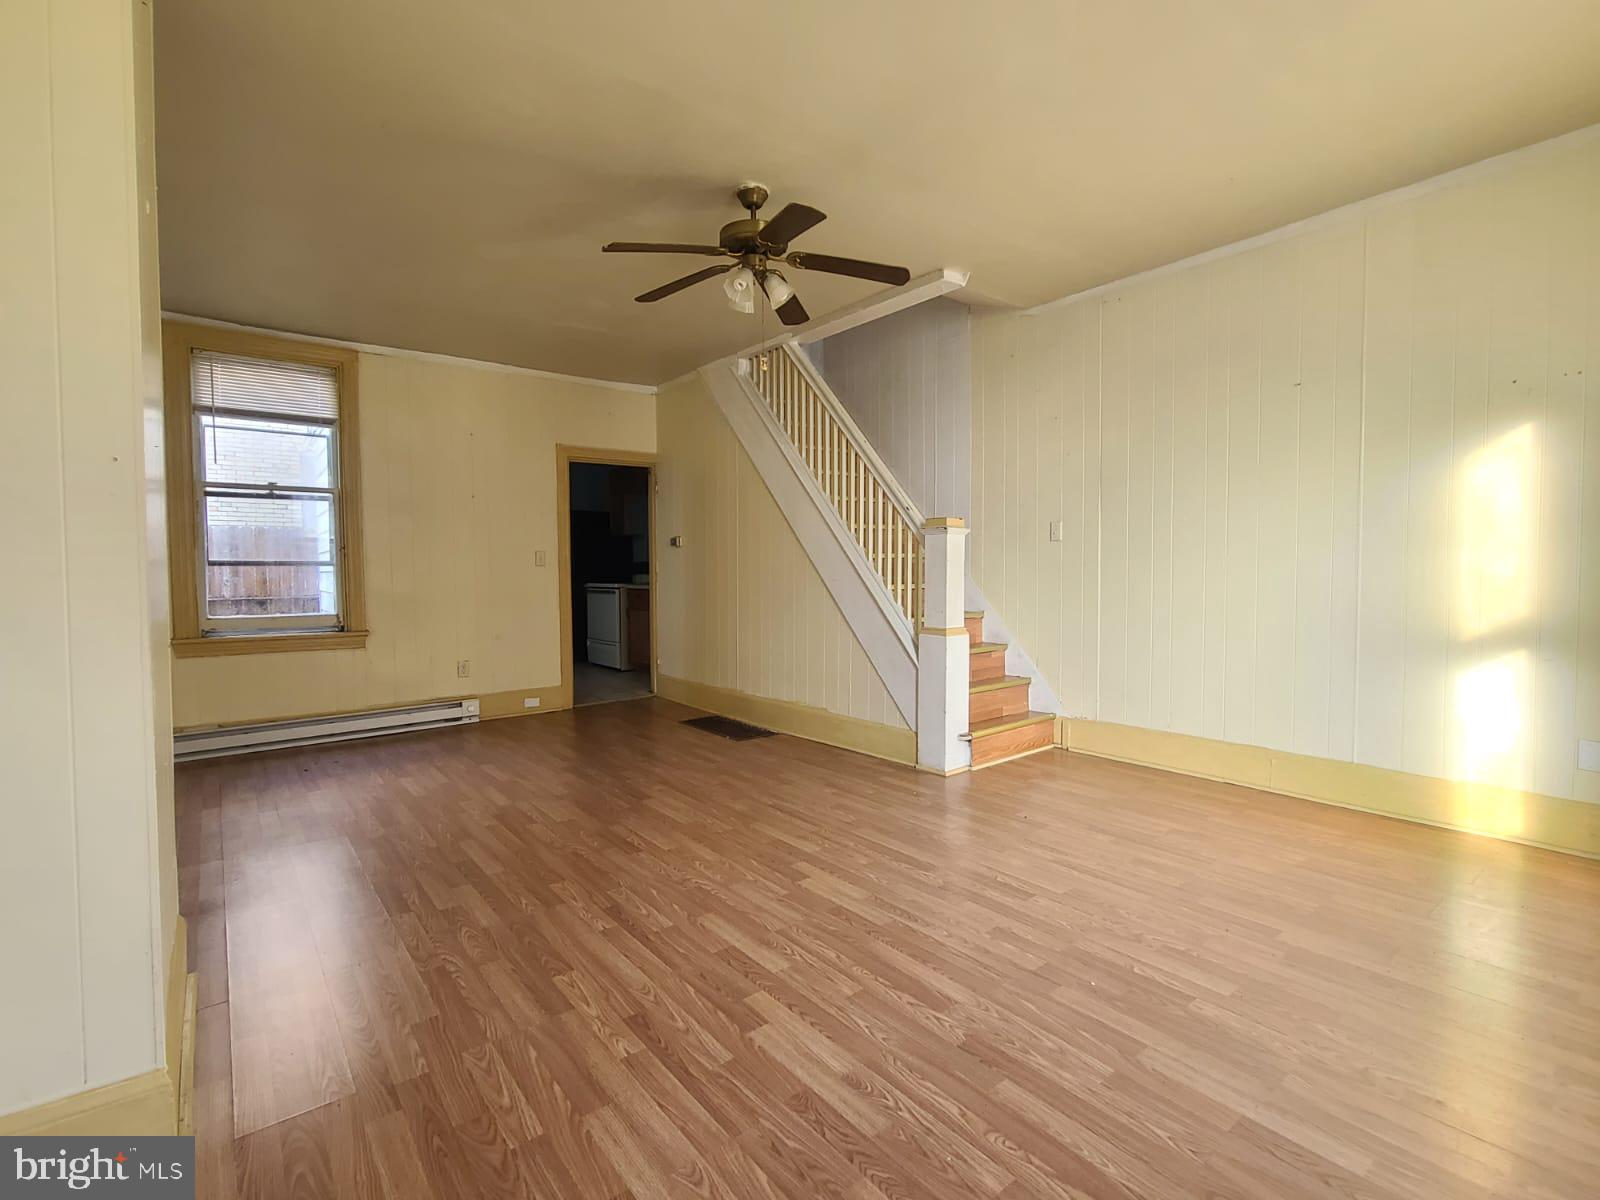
{"left": 701, "top": 363, "right": 918, "bottom": 727}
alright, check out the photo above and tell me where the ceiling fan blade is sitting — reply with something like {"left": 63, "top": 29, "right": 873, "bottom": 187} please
{"left": 786, "top": 252, "right": 910, "bottom": 286}
{"left": 774, "top": 293, "right": 810, "bottom": 326}
{"left": 604, "top": 242, "right": 728, "bottom": 256}
{"left": 635, "top": 264, "right": 732, "bottom": 303}
{"left": 757, "top": 203, "right": 826, "bottom": 248}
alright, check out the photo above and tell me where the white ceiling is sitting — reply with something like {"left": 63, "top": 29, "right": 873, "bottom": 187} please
{"left": 154, "top": 0, "right": 1600, "bottom": 385}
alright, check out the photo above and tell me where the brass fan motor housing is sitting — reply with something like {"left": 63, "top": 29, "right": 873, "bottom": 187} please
{"left": 718, "top": 217, "right": 770, "bottom": 254}
{"left": 722, "top": 183, "right": 778, "bottom": 253}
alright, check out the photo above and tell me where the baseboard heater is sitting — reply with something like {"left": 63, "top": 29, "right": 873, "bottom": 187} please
{"left": 173, "top": 698, "right": 481, "bottom": 762}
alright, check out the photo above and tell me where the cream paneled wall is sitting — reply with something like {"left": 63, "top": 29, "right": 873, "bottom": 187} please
{"left": 655, "top": 374, "right": 907, "bottom": 730}
{"left": 814, "top": 298, "right": 972, "bottom": 520}
{"left": 172, "top": 352, "right": 654, "bottom": 728}
{"left": 973, "top": 130, "right": 1600, "bottom": 804}
{"left": 2, "top": 0, "right": 174, "bottom": 1115}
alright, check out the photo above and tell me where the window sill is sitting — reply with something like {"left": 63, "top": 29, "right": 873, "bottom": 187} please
{"left": 171, "top": 630, "right": 369, "bottom": 659}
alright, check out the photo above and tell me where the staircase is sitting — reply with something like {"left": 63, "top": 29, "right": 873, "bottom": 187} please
{"left": 964, "top": 609, "right": 1054, "bottom": 768}
{"left": 723, "top": 341, "right": 1055, "bottom": 774}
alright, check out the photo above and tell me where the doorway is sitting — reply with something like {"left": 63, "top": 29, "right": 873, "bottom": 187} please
{"left": 560, "top": 451, "right": 655, "bottom": 708}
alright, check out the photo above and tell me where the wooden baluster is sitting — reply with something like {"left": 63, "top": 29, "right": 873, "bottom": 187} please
{"left": 839, "top": 427, "right": 847, "bottom": 515}
{"left": 826, "top": 419, "right": 834, "bottom": 509}
{"left": 889, "top": 513, "right": 899, "bottom": 612}
{"left": 823, "top": 410, "right": 832, "bottom": 505}
{"left": 870, "top": 476, "right": 883, "bottom": 576}
{"left": 914, "top": 537, "right": 924, "bottom": 625}
{"left": 848, "top": 452, "right": 856, "bottom": 542}
{"left": 879, "top": 486, "right": 887, "bottom": 583}
{"left": 782, "top": 355, "right": 792, "bottom": 440}
{"left": 895, "top": 516, "right": 905, "bottom": 616}
{"left": 804, "top": 373, "right": 813, "bottom": 475}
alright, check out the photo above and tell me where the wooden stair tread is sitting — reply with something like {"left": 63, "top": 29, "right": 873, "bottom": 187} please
{"left": 966, "top": 711, "right": 1054, "bottom": 739}
{"left": 970, "top": 674, "right": 1029, "bottom": 694}
{"left": 969, "top": 641, "right": 1007, "bottom": 654}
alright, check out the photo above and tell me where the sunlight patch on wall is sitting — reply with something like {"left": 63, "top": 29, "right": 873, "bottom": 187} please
{"left": 1449, "top": 422, "right": 1536, "bottom": 838}
{"left": 1456, "top": 425, "right": 1534, "bottom": 642}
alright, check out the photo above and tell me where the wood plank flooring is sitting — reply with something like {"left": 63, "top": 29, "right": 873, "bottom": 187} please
{"left": 177, "top": 696, "right": 1600, "bottom": 1199}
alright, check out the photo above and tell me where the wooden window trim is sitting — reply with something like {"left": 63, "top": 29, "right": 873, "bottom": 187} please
{"left": 163, "top": 321, "right": 368, "bottom": 657}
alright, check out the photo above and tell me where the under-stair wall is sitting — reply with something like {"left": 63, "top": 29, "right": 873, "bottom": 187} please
{"left": 654, "top": 372, "right": 915, "bottom": 763}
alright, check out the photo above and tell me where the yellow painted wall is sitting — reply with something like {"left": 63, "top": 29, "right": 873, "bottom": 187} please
{"left": 973, "top": 130, "right": 1600, "bottom": 813}
{"left": 171, "top": 350, "right": 655, "bottom": 728}
{"left": 655, "top": 374, "right": 908, "bottom": 734}
{"left": 2, "top": 0, "right": 176, "bottom": 1117}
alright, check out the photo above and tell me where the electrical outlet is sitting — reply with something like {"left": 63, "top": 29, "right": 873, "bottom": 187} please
{"left": 1048, "top": 520, "right": 1063, "bottom": 542}
{"left": 523, "top": 697, "right": 541, "bottom": 709}
{"left": 456, "top": 659, "right": 470, "bottom": 678}
{"left": 534, "top": 549, "right": 547, "bottom": 567}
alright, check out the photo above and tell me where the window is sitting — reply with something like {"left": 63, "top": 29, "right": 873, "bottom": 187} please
{"left": 164, "top": 324, "right": 366, "bottom": 656}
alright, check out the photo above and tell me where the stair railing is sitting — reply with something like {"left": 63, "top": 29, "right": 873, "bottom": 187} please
{"left": 743, "top": 344, "right": 925, "bottom": 628}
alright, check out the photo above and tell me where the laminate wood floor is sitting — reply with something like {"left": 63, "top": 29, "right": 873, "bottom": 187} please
{"left": 177, "top": 696, "right": 1600, "bottom": 1199}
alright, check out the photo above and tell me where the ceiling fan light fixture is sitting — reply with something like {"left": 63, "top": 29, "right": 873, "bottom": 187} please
{"left": 760, "top": 270, "right": 794, "bottom": 308}
{"left": 723, "top": 265, "right": 756, "bottom": 313}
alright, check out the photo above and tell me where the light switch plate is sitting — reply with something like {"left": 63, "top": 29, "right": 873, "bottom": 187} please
{"left": 1048, "top": 520, "right": 1063, "bottom": 542}
{"left": 534, "top": 549, "right": 547, "bottom": 567}
{"left": 1580, "top": 739, "right": 1600, "bottom": 772}
{"left": 456, "top": 659, "right": 470, "bottom": 678}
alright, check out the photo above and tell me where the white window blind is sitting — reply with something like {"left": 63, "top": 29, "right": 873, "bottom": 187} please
{"left": 191, "top": 348, "right": 343, "bottom": 634}
{"left": 191, "top": 350, "right": 338, "bottom": 421}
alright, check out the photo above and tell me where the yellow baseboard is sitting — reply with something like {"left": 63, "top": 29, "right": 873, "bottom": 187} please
{"left": 0, "top": 916, "right": 192, "bottom": 1137}
{"left": 478, "top": 684, "right": 568, "bottom": 721}
{"left": 164, "top": 915, "right": 187, "bottom": 1086}
{"left": 658, "top": 675, "right": 915, "bottom": 766}
{"left": 0, "top": 1071, "right": 175, "bottom": 1138}
{"left": 1059, "top": 718, "right": 1600, "bottom": 859}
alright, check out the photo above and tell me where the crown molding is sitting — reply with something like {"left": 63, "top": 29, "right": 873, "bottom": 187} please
{"left": 159, "top": 312, "right": 658, "bottom": 395}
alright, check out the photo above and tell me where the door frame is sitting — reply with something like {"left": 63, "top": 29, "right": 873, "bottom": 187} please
{"left": 556, "top": 445, "right": 658, "bottom": 709}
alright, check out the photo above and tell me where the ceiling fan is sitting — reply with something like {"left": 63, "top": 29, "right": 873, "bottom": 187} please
{"left": 602, "top": 183, "right": 911, "bottom": 326}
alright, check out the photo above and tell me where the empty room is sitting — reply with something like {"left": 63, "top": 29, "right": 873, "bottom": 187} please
{"left": 5, "top": 2, "right": 1600, "bottom": 1198}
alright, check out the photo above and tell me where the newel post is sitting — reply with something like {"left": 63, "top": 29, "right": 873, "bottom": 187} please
{"left": 917, "top": 517, "right": 970, "bottom": 774}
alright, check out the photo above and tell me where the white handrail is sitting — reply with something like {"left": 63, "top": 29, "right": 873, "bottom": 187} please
{"left": 744, "top": 344, "right": 924, "bottom": 628}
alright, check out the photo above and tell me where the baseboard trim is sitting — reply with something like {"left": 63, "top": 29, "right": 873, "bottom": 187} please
{"left": 1059, "top": 718, "right": 1600, "bottom": 859}
{"left": 477, "top": 685, "right": 568, "bottom": 722}
{"left": 0, "top": 1072, "right": 176, "bottom": 1138}
{"left": 177, "top": 974, "right": 198, "bottom": 1136}
{"left": 659, "top": 675, "right": 915, "bottom": 766}
{"left": 164, "top": 915, "right": 187, "bottom": 1085}
{"left": 0, "top": 915, "right": 195, "bottom": 1136}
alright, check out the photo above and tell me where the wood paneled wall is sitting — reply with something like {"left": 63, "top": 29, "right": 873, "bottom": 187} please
{"left": 2, "top": 0, "right": 175, "bottom": 1115}
{"left": 973, "top": 131, "right": 1600, "bottom": 804}
{"left": 814, "top": 298, "right": 972, "bottom": 520}
{"left": 171, "top": 352, "right": 655, "bottom": 729}
{"left": 655, "top": 374, "right": 907, "bottom": 730}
